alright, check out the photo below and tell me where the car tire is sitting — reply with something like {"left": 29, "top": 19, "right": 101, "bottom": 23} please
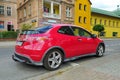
{"left": 96, "top": 44, "right": 104, "bottom": 57}
{"left": 43, "top": 49, "right": 63, "bottom": 71}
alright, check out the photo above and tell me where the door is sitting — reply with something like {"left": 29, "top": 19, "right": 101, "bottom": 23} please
{"left": 71, "top": 26, "right": 97, "bottom": 56}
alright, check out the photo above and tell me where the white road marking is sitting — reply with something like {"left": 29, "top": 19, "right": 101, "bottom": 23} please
{"left": 69, "top": 62, "right": 80, "bottom": 67}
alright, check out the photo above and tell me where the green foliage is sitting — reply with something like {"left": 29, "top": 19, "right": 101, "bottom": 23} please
{"left": 21, "top": 23, "right": 32, "bottom": 31}
{"left": 93, "top": 24, "right": 105, "bottom": 37}
{"left": 0, "top": 31, "right": 18, "bottom": 39}
{"left": 93, "top": 24, "right": 105, "bottom": 32}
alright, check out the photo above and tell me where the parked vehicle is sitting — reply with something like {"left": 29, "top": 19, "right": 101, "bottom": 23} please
{"left": 12, "top": 24, "right": 105, "bottom": 70}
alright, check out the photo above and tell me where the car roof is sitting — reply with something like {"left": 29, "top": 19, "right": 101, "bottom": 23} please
{"left": 51, "top": 24, "right": 72, "bottom": 27}
{"left": 51, "top": 24, "right": 85, "bottom": 30}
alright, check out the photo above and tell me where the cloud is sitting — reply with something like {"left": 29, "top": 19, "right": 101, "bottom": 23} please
{"left": 90, "top": 0, "right": 120, "bottom": 11}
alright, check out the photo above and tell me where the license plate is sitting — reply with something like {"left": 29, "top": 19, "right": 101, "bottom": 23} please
{"left": 16, "top": 41, "right": 23, "bottom": 46}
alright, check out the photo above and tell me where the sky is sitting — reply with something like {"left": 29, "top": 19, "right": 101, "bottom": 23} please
{"left": 90, "top": 0, "right": 120, "bottom": 11}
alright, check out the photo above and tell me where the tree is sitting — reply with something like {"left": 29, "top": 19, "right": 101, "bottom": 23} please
{"left": 93, "top": 24, "right": 105, "bottom": 37}
{"left": 21, "top": 23, "right": 32, "bottom": 31}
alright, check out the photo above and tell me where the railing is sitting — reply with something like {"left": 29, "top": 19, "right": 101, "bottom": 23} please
{"left": 43, "top": 12, "right": 61, "bottom": 19}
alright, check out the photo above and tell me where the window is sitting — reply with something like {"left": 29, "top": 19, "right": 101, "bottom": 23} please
{"left": 84, "top": 17, "right": 86, "bottom": 23}
{"left": 90, "top": 18, "right": 92, "bottom": 25}
{"left": 79, "top": 4, "right": 82, "bottom": 10}
{"left": 71, "top": 26, "right": 91, "bottom": 38}
{"left": 58, "top": 26, "right": 74, "bottom": 35}
{"left": 0, "top": 6, "right": 4, "bottom": 15}
{"left": 116, "top": 22, "right": 119, "bottom": 27}
{"left": 79, "top": 16, "right": 81, "bottom": 23}
{"left": 113, "top": 21, "right": 115, "bottom": 27}
{"left": 28, "top": 4, "right": 31, "bottom": 15}
{"left": 0, "top": 21, "right": 4, "bottom": 29}
{"left": 44, "top": 7, "right": 49, "bottom": 13}
{"left": 104, "top": 20, "right": 107, "bottom": 25}
{"left": 100, "top": 19, "right": 102, "bottom": 24}
{"left": 66, "top": 7, "right": 71, "bottom": 17}
{"left": 113, "top": 32, "right": 118, "bottom": 37}
{"left": 24, "top": 7, "right": 26, "bottom": 17}
{"left": 7, "top": 7, "right": 12, "bottom": 16}
{"left": 95, "top": 18, "right": 97, "bottom": 25}
{"left": 84, "top": 5, "right": 86, "bottom": 11}
{"left": 109, "top": 20, "right": 111, "bottom": 26}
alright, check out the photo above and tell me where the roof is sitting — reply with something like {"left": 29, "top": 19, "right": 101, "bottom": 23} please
{"left": 91, "top": 8, "right": 120, "bottom": 18}
{"left": 89, "top": 0, "right": 92, "bottom": 5}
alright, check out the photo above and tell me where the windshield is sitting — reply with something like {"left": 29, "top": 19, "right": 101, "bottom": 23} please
{"left": 20, "top": 30, "right": 39, "bottom": 35}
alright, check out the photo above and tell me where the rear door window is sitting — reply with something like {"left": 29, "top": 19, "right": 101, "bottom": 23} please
{"left": 58, "top": 26, "right": 74, "bottom": 35}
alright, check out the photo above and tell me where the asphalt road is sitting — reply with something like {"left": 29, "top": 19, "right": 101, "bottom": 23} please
{"left": 0, "top": 39, "right": 120, "bottom": 80}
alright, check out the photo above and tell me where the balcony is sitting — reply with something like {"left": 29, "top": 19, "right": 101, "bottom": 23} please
{"left": 43, "top": 0, "right": 61, "bottom": 19}
{"left": 43, "top": 12, "right": 61, "bottom": 19}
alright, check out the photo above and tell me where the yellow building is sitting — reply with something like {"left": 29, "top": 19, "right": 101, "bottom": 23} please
{"left": 91, "top": 8, "right": 120, "bottom": 38}
{"left": 74, "top": 0, "right": 92, "bottom": 31}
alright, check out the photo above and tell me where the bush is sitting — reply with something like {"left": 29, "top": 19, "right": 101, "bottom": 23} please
{"left": 0, "top": 31, "right": 18, "bottom": 39}
{"left": 21, "top": 23, "right": 32, "bottom": 31}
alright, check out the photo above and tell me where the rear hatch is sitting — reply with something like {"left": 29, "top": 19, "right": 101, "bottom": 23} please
{"left": 16, "top": 25, "right": 53, "bottom": 46}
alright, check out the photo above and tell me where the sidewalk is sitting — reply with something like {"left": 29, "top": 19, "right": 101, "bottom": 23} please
{"left": 0, "top": 41, "right": 16, "bottom": 47}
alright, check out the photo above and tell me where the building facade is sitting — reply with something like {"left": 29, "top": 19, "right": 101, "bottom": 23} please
{"left": 0, "top": 0, "right": 17, "bottom": 31}
{"left": 17, "top": 0, "right": 75, "bottom": 29}
{"left": 91, "top": 8, "right": 120, "bottom": 38}
{"left": 74, "top": 0, "right": 91, "bottom": 31}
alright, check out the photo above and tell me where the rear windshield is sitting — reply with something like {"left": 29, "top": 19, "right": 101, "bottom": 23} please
{"left": 36, "top": 25, "right": 53, "bottom": 33}
{"left": 20, "top": 30, "right": 38, "bottom": 35}
{"left": 20, "top": 25, "right": 53, "bottom": 35}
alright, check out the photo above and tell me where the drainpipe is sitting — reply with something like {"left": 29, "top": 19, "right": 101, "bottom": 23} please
{"left": 37, "top": 0, "right": 39, "bottom": 27}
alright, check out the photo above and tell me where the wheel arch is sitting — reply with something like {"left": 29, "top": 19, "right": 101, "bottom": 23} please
{"left": 42, "top": 46, "right": 66, "bottom": 63}
{"left": 97, "top": 42, "right": 105, "bottom": 53}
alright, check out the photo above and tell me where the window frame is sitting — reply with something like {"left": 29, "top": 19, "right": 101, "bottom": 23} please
{"left": 0, "top": 5, "right": 4, "bottom": 15}
{"left": 7, "top": 6, "right": 12, "bottom": 16}
{"left": 66, "top": 6, "right": 72, "bottom": 18}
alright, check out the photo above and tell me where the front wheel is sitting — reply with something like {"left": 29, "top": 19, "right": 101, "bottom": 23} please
{"left": 43, "top": 49, "right": 63, "bottom": 71}
{"left": 96, "top": 45, "right": 104, "bottom": 57}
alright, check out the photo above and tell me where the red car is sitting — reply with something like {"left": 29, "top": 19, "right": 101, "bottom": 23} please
{"left": 12, "top": 24, "right": 105, "bottom": 70}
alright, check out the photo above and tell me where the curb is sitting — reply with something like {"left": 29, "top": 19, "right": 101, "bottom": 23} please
{"left": 24, "top": 66, "right": 73, "bottom": 80}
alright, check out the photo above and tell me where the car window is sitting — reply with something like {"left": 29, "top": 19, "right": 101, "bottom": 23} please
{"left": 36, "top": 25, "right": 53, "bottom": 33}
{"left": 58, "top": 26, "right": 74, "bottom": 35}
{"left": 71, "top": 26, "right": 91, "bottom": 38}
{"left": 21, "top": 30, "right": 39, "bottom": 35}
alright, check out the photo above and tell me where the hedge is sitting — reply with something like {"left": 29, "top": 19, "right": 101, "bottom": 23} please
{"left": 0, "top": 31, "right": 18, "bottom": 39}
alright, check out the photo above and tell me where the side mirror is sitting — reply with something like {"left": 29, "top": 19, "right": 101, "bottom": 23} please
{"left": 92, "top": 34, "right": 97, "bottom": 38}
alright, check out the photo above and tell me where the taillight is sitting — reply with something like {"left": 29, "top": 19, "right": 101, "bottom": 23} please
{"left": 36, "top": 36, "right": 48, "bottom": 41}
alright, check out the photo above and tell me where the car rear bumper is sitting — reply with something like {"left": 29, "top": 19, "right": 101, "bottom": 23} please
{"left": 12, "top": 52, "right": 43, "bottom": 66}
